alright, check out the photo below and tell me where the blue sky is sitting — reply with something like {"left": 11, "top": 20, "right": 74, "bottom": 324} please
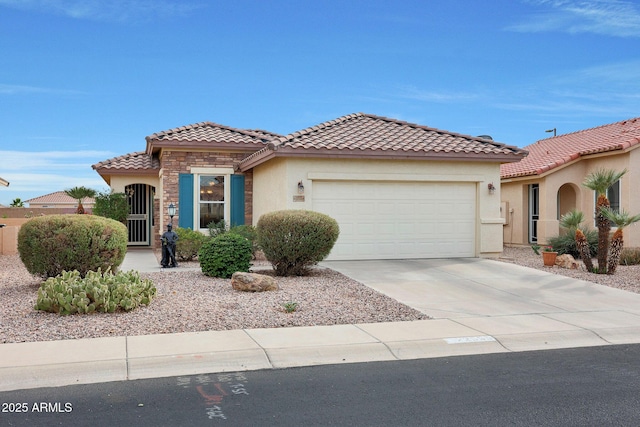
{"left": 1, "top": 0, "right": 639, "bottom": 206}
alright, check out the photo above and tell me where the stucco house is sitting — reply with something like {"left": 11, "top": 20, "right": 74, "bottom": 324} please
{"left": 501, "top": 116, "right": 640, "bottom": 248}
{"left": 93, "top": 113, "right": 526, "bottom": 260}
{"left": 25, "top": 191, "right": 95, "bottom": 211}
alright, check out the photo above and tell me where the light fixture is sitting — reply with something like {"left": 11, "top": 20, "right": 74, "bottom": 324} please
{"left": 297, "top": 180, "right": 305, "bottom": 194}
{"left": 168, "top": 202, "right": 176, "bottom": 225}
{"left": 488, "top": 183, "right": 496, "bottom": 194}
{"left": 545, "top": 128, "right": 557, "bottom": 137}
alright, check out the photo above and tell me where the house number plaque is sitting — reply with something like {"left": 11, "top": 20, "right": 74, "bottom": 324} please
{"left": 293, "top": 195, "right": 305, "bottom": 202}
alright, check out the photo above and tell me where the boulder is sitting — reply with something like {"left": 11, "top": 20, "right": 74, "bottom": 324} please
{"left": 555, "top": 254, "right": 579, "bottom": 269}
{"left": 231, "top": 272, "right": 278, "bottom": 292}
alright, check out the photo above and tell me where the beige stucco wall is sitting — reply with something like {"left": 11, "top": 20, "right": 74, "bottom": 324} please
{"left": 502, "top": 149, "right": 640, "bottom": 247}
{"left": 253, "top": 157, "right": 505, "bottom": 258}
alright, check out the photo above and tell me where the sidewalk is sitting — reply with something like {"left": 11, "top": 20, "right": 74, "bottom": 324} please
{"left": 2, "top": 252, "right": 640, "bottom": 392}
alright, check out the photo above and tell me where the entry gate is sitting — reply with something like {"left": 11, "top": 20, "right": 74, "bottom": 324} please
{"left": 126, "top": 184, "right": 151, "bottom": 245}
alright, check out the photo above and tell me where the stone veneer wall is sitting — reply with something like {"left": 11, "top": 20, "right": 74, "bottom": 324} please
{"left": 160, "top": 150, "right": 254, "bottom": 233}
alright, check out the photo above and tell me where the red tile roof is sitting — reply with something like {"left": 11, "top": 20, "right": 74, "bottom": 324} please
{"left": 501, "top": 117, "right": 640, "bottom": 179}
{"left": 92, "top": 151, "right": 160, "bottom": 174}
{"left": 145, "top": 121, "right": 279, "bottom": 152}
{"left": 26, "top": 191, "right": 94, "bottom": 205}
{"left": 239, "top": 113, "right": 527, "bottom": 170}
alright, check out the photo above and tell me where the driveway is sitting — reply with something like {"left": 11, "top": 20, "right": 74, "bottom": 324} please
{"left": 323, "top": 258, "right": 640, "bottom": 348}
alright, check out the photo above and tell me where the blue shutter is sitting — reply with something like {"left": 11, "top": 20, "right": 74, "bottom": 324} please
{"left": 230, "top": 174, "right": 245, "bottom": 227}
{"left": 178, "top": 173, "right": 194, "bottom": 229}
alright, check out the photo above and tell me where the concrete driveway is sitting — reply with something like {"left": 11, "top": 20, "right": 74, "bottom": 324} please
{"left": 323, "top": 258, "right": 640, "bottom": 349}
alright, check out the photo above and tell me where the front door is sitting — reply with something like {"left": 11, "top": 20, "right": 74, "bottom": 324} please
{"left": 126, "top": 184, "right": 151, "bottom": 246}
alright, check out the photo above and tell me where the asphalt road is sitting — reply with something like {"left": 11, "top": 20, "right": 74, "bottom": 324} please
{"left": 2, "top": 344, "right": 640, "bottom": 426}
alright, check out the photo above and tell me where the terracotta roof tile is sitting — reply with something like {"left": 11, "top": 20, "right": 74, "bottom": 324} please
{"left": 92, "top": 151, "right": 160, "bottom": 173}
{"left": 145, "top": 121, "right": 278, "bottom": 146}
{"left": 238, "top": 113, "right": 526, "bottom": 171}
{"left": 26, "top": 191, "right": 94, "bottom": 205}
{"left": 501, "top": 117, "right": 640, "bottom": 179}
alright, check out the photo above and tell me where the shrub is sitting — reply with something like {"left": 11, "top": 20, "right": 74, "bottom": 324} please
{"left": 175, "top": 227, "right": 208, "bottom": 261}
{"left": 93, "top": 191, "right": 129, "bottom": 224}
{"left": 548, "top": 228, "right": 598, "bottom": 259}
{"left": 207, "top": 219, "right": 228, "bottom": 237}
{"left": 620, "top": 247, "right": 640, "bottom": 266}
{"left": 18, "top": 215, "right": 127, "bottom": 278}
{"left": 35, "top": 268, "right": 156, "bottom": 315}
{"left": 229, "top": 225, "right": 258, "bottom": 258}
{"left": 199, "top": 233, "right": 252, "bottom": 278}
{"left": 256, "top": 210, "right": 339, "bottom": 276}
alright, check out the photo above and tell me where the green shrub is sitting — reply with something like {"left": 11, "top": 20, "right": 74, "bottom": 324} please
{"left": 620, "top": 247, "right": 640, "bottom": 266}
{"left": 548, "top": 228, "right": 598, "bottom": 259}
{"left": 256, "top": 210, "right": 339, "bottom": 276}
{"left": 18, "top": 214, "right": 127, "bottom": 278}
{"left": 93, "top": 191, "right": 129, "bottom": 224}
{"left": 207, "top": 219, "right": 228, "bottom": 237}
{"left": 199, "top": 233, "right": 252, "bottom": 278}
{"left": 229, "top": 225, "right": 258, "bottom": 258}
{"left": 175, "top": 227, "right": 208, "bottom": 261}
{"left": 35, "top": 268, "right": 156, "bottom": 315}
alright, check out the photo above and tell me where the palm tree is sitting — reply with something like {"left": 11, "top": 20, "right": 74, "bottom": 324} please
{"left": 600, "top": 208, "right": 640, "bottom": 275}
{"left": 559, "top": 209, "right": 594, "bottom": 272}
{"left": 9, "top": 198, "right": 24, "bottom": 207}
{"left": 64, "top": 186, "right": 96, "bottom": 214}
{"left": 582, "top": 168, "right": 626, "bottom": 273}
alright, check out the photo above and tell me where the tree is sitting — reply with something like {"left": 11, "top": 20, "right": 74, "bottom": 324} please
{"left": 600, "top": 208, "right": 640, "bottom": 275}
{"left": 559, "top": 209, "right": 594, "bottom": 272}
{"left": 64, "top": 186, "right": 97, "bottom": 214}
{"left": 582, "top": 168, "right": 626, "bottom": 273}
{"left": 92, "top": 191, "right": 129, "bottom": 224}
{"left": 10, "top": 198, "right": 24, "bottom": 207}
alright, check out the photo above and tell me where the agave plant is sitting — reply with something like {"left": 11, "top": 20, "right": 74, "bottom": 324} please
{"left": 559, "top": 209, "right": 593, "bottom": 272}
{"left": 582, "top": 168, "right": 626, "bottom": 273}
{"left": 600, "top": 208, "right": 640, "bottom": 275}
{"left": 64, "top": 186, "right": 96, "bottom": 214}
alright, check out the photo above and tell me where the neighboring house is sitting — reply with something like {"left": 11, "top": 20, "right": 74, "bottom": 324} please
{"left": 25, "top": 191, "right": 95, "bottom": 211}
{"left": 93, "top": 113, "right": 526, "bottom": 259}
{"left": 501, "top": 117, "right": 640, "bottom": 247}
{"left": 0, "top": 176, "right": 8, "bottom": 187}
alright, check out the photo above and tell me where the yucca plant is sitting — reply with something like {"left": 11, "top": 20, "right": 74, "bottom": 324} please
{"left": 582, "top": 168, "right": 626, "bottom": 273}
{"left": 600, "top": 208, "right": 640, "bottom": 275}
{"left": 65, "top": 186, "right": 97, "bottom": 214}
{"left": 558, "top": 209, "right": 594, "bottom": 272}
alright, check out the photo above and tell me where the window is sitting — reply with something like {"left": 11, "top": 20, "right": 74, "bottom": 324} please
{"left": 199, "top": 175, "right": 225, "bottom": 229}
{"left": 529, "top": 184, "right": 539, "bottom": 243}
{"left": 593, "top": 180, "right": 620, "bottom": 227}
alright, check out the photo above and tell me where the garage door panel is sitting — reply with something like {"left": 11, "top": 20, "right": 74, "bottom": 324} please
{"left": 313, "top": 181, "right": 476, "bottom": 260}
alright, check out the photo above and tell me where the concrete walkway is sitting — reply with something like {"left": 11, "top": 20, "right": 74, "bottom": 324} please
{"left": 2, "top": 253, "right": 640, "bottom": 392}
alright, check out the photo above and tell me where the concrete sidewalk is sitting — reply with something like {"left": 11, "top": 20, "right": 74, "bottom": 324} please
{"left": 2, "top": 253, "right": 640, "bottom": 392}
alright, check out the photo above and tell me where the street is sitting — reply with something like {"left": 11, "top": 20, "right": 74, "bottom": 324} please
{"left": 2, "top": 344, "right": 640, "bottom": 426}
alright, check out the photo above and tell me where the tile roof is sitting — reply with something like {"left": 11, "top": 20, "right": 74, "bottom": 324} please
{"left": 239, "top": 113, "right": 527, "bottom": 170}
{"left": 26, "top": 191, "right": 94, "bottom": 205}
{"left": 501, "top": 117, "right": 640, "bottom": 179}
{"left": 92, "top": 151, "right": 160, "bottom": 174}
{"left": 145, "top": 121, "right": 278, "bottom": 152}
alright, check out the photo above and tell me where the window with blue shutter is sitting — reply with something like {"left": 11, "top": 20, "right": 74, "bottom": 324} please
{"left": 230, "top": 174, "right": 245, "bottom": 227}
{"left": 178, "top": 173, "right": 194, "bottom": 229}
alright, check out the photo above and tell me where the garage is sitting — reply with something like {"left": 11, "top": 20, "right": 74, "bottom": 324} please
{"left": 312, "top": 180, "right": 476, "bottom": 260}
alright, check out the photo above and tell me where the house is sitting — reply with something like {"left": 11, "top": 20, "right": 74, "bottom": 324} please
{"left": 93, "top": 113, "right": 526, "bottom": 259}
{"left": 500, "top": 117, "right": 640, "bottom": 247}
{"left": 25, "top": 191, "right": 95, "bottom": 211}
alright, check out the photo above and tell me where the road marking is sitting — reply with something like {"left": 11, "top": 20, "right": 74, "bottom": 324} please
{"left": 444, "top": 336, "right": 496, "bottom": 344}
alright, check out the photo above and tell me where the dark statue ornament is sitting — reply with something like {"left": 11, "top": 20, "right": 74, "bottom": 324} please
{"left": 161, "top": 224, "right": 179, "bottom": 268}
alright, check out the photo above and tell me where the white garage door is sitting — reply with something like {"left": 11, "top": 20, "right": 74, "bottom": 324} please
{"left": 312, "top": 181, "right": 476, "bottom": 260}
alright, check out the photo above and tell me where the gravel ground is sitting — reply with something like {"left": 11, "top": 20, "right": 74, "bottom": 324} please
{"left": 0, "top": 255, "right": 428, "bottom": 344}
{"left": 2, "top": 248, "right": 638, "bottom": 344}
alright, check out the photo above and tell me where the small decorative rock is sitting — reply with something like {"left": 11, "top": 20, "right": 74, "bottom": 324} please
{"left": 555, "top": 254, "right": 579, "bottom": 269}
{"left": 231, "top": 272, "right": 278, "bottom": 292}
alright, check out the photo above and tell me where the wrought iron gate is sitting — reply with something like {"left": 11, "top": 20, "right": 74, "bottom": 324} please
{"left": 126, "top": 184, "right": 150, "bottom": 245}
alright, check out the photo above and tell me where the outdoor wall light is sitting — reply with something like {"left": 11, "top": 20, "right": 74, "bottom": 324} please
{"left": 168, "top": 202, "right": 176, "bottom": 225}
{"left": 488, "top": 183, "right": 496, "bottom": 194}
{"left": 298, "top": 180, "right": 305, "bottom": 194}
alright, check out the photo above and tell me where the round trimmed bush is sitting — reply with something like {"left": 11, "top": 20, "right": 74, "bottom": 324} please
{"left": 256, "top": 210, "right": 339, "bottom": 276}
{"left": 198, "top": 233, "right": 252, "bottom": 278}
{"left": 18, "top": 214, "right": 127, "bottom": 278}
{"left": 175, "top": 226, "right": 208, "bottom": 261}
